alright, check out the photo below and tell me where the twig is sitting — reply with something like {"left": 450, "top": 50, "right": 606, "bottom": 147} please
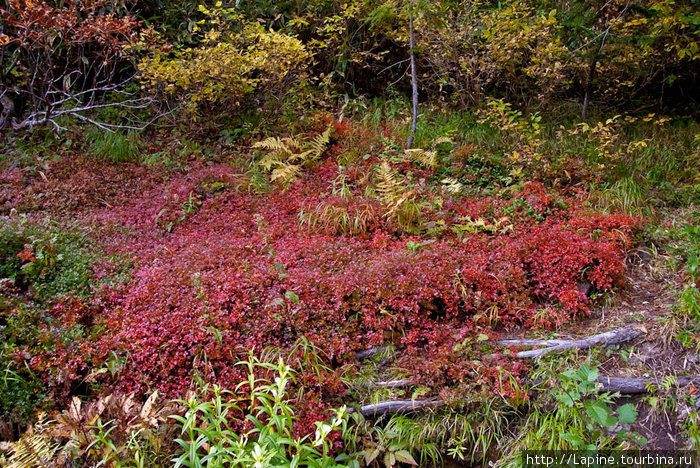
{"left": 374, "top": 379, "right": 412, "bottom": 388}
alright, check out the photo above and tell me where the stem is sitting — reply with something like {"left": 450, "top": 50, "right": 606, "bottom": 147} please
{"left": 406, "top": 1, "right": 418, "bottom": 149}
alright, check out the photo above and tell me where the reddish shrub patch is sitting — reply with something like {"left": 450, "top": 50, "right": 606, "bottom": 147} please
{"left": 8, "top": 147, "right": 638, "bottom": 408}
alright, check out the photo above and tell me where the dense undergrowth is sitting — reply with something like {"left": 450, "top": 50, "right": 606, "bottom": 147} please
{"left": 1, "top": 103, "right": 699, "bottom": 465}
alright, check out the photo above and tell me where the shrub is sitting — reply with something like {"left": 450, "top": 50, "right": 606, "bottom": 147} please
{"left": 171, "top": 355, "right": 349, "bottom": 468}
{"left": 502, "top": 363, "right": 645, "bottom": 459}
{"left": 140, "top": 6, "right": 310, "bottom": 122}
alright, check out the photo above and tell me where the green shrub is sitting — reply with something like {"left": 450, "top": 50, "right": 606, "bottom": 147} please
{"left": 0, "top": 296, "right": 51, "bottom": 427}
{"left": 502, "top": 363, "right": 645, "bottom": 463}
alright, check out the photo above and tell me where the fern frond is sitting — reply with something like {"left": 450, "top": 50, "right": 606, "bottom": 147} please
{"left": 254, "top": 129, "right": 331, "bottom": 186}
{"left": 7, "top": 423, "right": 59, "bottom": 468}
{"left": 405, "top": 148, "right": 438, "bottom": 169}
{"left": 252, "top": 136, "right": 292, "bottom": 155}
{"left": 309, "top": 126, "right": 332, "bottom": 160}
{"left": 661, "top": 375, "right": 677, "bottom": 391}
{"left": 258, "top": 152, "right": 286, "bottom": 171}
{"left": 288, "top": 149, "right": 315, "bottom": 163}
{"left": 433, "top": 136, "right": 454, "bottom": 147}
{"left": 270, "top": 163, "right": 301, "bottom": 185}
{"left": 283, "top": 136, "right": 304, "bottom": 153}
{"left": 441, "top": 177, "right": 464, "bottom": 194}
{"left": 375, "top": 161, "right": 406, "bottom": 207}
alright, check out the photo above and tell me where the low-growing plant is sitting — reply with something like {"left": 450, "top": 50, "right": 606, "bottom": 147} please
{"left": 374, "top": 161, "right": 422, "bottom": 232}
{"left": 0, "top": 216, "right": 95, "bottom": 302}
{"left": 86, "top": 128, "right": 142, "bottom": 163}
{"left": 170, "top": 354, "right": 350, "bottom": 468}
{"left": 502, "top": 363, "right": 646, "bottom": 462}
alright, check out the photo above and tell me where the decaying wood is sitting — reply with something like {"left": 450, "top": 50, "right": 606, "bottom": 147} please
{"left": 356, "top": 399, "right": 444, "bottom": 417}
{"left": 356, "top": 374, "right": 700, "bottom": 418}
{"left": 498, "top": 327, "right": 644, "bottom": 358}
{"left": 374, "top": 379, "right": 412, "bottom": 388}
{"left": 354, "top": 346, "right": 390, "bottom": 360}
{"left": 598, "top": 375, "right": 700, "bottom": 394}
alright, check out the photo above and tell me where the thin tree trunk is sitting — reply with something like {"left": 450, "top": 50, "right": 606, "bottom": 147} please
{"left": 582, "top": 5, "right": 614, "bottom": 120}
{"left": 356, "top": 399, "right": 443, "bottom": 417}
{"left": 406, "top": 3, "right": 418, "bottom": 149}
{"left": 581, "top": 58, "right": 597, "bottom": 120}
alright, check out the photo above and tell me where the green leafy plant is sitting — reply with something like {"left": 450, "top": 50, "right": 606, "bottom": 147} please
{"left": 0, "top": 216, "right": 95, "bottom": 302}
{"left": 171, "top": 354, "right": 350, "bottom": 468}
{"left": 503, "top": 363, "right": 646, "bottom": 460}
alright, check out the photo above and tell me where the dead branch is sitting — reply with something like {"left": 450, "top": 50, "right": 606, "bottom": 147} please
{"left": 374, "top": 379, "right": 412, "bottom": 388}
{"left": 597, "top": 375, "right": 700, "bottom": 394}
{"left": 354, "top": 346, "right": 391, "bottom": 360}
{"left": 356, "top": 374, "right": 700, "bottom": 419}
{"left": 354, "top": 399, "right": 444, "bottom": 417}
{"left": 498, "top": 327, "right": 644, "bottom": 358}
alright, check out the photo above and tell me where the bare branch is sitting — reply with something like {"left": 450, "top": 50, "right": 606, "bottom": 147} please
{"left": 497, "top": 327, "right": 644, "bottom": 359}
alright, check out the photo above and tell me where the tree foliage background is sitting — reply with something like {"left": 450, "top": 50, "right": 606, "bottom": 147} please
{"left": 0, "top": 0, "right": 698, "bottom": 131}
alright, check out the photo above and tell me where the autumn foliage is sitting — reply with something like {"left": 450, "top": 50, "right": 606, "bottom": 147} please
{"left": 0, "top": 123, "right": 638, "bottom": 407}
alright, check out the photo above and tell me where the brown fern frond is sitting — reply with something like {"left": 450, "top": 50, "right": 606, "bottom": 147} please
{"left": 405, "top": 148, "right": 437, "bottom": 169}
{"left": 375, "top": 161, "right": 405, "bottom": 207}
{"left": 7, "top": 415, "right": 59, "bottom": 468}
{"left": 270, "top": 163, "right": 301, "bottom": 185}
{"left": 308, "top": 126, "right": 332, "bottom": 160}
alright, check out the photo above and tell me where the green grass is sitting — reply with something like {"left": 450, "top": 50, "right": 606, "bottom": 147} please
{"left": 86, "top": 128, "right": 142, "bottom": 163}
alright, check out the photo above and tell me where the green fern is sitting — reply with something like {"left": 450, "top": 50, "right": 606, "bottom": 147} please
{"left": 432, "top": 136, "right": 454, "bottom": 147}
{"left": 308, "top": 126, "right": 332, "bottom": 160}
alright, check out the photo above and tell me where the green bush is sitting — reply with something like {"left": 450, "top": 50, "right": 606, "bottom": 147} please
{"left": 0, "top": 296, "right": 51, "bottom": 427}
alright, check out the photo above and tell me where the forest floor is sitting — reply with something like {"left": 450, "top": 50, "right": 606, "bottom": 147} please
{"left": 1, "top": 110, "right": 699, "bottom": 465}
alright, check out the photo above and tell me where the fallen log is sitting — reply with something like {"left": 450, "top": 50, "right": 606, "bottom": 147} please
{"left": 355, "top": 399, "right": 444, "bottom": 417}
{"left": 374, "top": 379, "right": 412, "bottom": 388}
{"left": 498, "top": 327, "right": 644, "bottom": 358}
{"left": 356, "top": 374, "right": 700, "bottom": 417}
{"left": 354, "top": 346, "right": 391, "bottom": 360}
{"left": 597, "top": 375, "right": 700, "bottom": 394}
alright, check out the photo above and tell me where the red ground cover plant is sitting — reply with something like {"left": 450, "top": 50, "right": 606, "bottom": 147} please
{"left": 0, "top": 126, "right": 639, "bottom": 418}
